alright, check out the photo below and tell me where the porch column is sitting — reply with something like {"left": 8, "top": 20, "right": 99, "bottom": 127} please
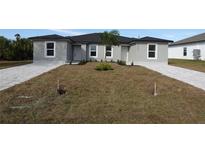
{"left": 81, "top": 44, "right": 87, "bottom": 60}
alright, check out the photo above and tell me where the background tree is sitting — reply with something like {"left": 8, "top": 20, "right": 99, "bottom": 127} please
{"left": 15, "top": 33, "right": 21, "bottom": 41}
{"left": 0, "top": 34, "right": 33, "bottom": 60}
{"left": 0, "top": 36, "right": 11, "bottom": 60}
{"left": 100, "top": 30, "right": 120, "bottom": 45}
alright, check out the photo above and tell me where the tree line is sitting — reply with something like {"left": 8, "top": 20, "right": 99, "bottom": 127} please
{"left": 0, "top": 34, "right": 33, "bottom": 61}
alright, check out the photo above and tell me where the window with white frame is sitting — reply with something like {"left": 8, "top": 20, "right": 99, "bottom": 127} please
{"left": 147, "top": 44, "right": 157, "bottom": 59}
{"left": 45, "top": 42, "right": 55, "bottom": 57}
{"left": 105, "top": 45, "right": 113, "bottom": 58}
{"left": 89, "top": 45, "right": 97, "bottom": 57}
{"left": 183, "top": 47, "right": 187, "bottom": 56}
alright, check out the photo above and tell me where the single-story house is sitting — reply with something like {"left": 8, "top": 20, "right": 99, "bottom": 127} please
{"left": 169, "top": 32, "right": 205, "bottom": 60}
{"left": 29, "top": 33, "right": 172, "bottom": 65}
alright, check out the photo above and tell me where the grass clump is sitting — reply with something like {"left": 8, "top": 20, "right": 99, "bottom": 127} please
{"left": 95, "top": 62, "right": 113, "bottom": 71}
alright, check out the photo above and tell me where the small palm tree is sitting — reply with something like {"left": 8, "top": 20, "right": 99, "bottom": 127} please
{"left": 15, "top": 33, "right": 21, "bottom": 41}
{"left": 100, "top": 30, "right": 120, "bottom": 59}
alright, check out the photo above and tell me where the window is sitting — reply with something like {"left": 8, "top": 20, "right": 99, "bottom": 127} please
{"left": 89, "top": 45, "right": 97, "bottom": 57}
{"left": 183, "top": 47, "right": 187, "bottom": 56}
{"left": 45, "top": 42, "right": 55, "bottom": 57}
{"left": 105, "top": 45, "right": 113, "bottom": 58}
{"left": 147, "top": 44, "right": 157, "bottom": 59}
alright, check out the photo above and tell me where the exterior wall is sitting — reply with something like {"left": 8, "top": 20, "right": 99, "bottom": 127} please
{"left": 168, "top": 42, "right": 205, "bottom": 60}
{"left": 33, "top": 41, "right": 169, "bottom": 64}
{"left": 33, "top": 41, "right": 69, "bottom": 63}
{"left": 81, "top": 44, "right": 87, "bottom": 60}
{"left": 86, "top": 44, "right": 121, "bottom": 61}
{"left": 67, "top": 43, "right": 72, "bottom": 61}
{"left": 128, "top": 43, "right": 168, "bottom": 65}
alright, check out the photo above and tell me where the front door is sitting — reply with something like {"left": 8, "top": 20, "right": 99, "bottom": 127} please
{"left": 121, "top": 46, "right": 129, "bottom": 62}
{"left": 73, "top": 45, "right": 82, "bottom": 61}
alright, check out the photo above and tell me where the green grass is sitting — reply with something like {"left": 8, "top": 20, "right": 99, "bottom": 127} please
{"left": 169, "top": 59, "right": 205, "bottom": 73}
{"left": 0, "top": 62, "right": 205, "bottom": 124}
{"left": 0, "top": 60, "right": 32, "bottom": 69}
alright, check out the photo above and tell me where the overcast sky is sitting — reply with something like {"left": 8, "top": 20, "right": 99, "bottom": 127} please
{"left": 0, "top": 29, "right": 204, "bottom": 41}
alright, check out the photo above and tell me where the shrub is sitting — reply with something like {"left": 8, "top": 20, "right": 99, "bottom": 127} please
{"left": 111, "top": 59, "right": 114, "bottom": 63}
{"left": 131, "top": 61, "right": 134, "bottom": 66}
{"left": 79, "top": 60, "right": 87, "bottom": 65}
{"left": 95, "top": 62, "right": 113, "bottom": 71}
{"left": 117, "top": 60, "right": 126, "bottom": 65}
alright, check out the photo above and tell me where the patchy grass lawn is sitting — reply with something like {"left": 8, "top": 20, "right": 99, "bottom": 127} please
{"left": 0, "top": 62, "right": 205, "bottom": 124}
{"left": 169, "top": 59, "right": 205, "bottom": 73}
{"left": 0, "top": 60, "right": 32, "bottom": 69}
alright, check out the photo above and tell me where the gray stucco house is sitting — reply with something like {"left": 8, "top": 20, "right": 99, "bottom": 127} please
{"left": 29, "top": 33, "right": 172, "bottom": 65}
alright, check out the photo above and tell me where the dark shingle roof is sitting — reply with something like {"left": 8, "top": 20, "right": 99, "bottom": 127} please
{"left": 137, "top": 36, "right": 173, "bottom": 43}
{"left": 68, "top": 33, "right": 135, "bottom": 44}
{"left": 29, "top": 34, "right": 69, "bottom": 40}
{"left": 170, "top": 32, "right": 205, "bottom": 46}
{"left": 29, "top": 33, "right": 173, "bottom": 44}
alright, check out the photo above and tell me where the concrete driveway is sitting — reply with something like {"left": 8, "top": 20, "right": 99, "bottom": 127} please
{"left": 138, "top": 63, "right": 205, "bottom": 91}
{"left": 0, "top": 62, "right": 63, "bottom": 91}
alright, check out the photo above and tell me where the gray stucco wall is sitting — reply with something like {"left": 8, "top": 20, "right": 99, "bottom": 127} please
{"left": 85, "top": 43, "right": 168, "bottom": 64}
{"left": 128, "top": 43, "right": 168, "bottom": 65}
{"left": 86, "top": 44, "right": 121, "bottom": 61}
{"left": 33, "top": 41, "right": 168, "bottom": 64}
{"left": 33, "top": 41, "right": 69, "bottom": 63}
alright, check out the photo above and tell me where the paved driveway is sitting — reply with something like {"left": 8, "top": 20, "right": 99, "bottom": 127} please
{"left": 138, "top": 63, "right": 205, "bottom": 91}
{"left": 0, "top": 62, "right": 63, "bottom": 91}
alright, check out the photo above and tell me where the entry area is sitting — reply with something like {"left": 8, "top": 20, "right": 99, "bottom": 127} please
{"left": 73, "top": 45, "right": 82, "bottom": 61}
{"left": 121, "top": 46, "right": 129, "bottom": 62}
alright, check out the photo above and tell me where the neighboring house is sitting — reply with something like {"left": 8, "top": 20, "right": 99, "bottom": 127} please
{"left": 169, "top": 33, "right": 205, "bottom": 60}
{"left": 29, "top": 33, "right": 172, "bottom": 65}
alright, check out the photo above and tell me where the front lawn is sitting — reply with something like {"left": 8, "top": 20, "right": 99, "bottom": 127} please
{"left": 0, "top": 62, "right": 205, "bottom": 124}
{"left": 169, "top": 59, "right": 205, "bottom": 73}
{"left": 0, "top": 60, "right": 32, "bottom": 69}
